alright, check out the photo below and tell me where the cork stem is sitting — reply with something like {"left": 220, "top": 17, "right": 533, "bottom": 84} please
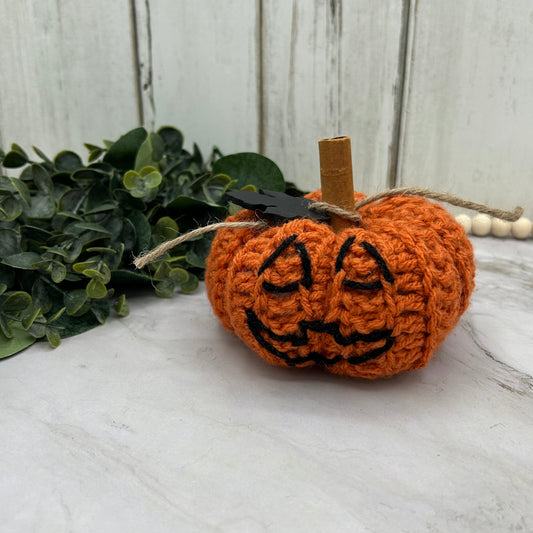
{"left": 318, "top": 136, "right": 355, "bottom": 231}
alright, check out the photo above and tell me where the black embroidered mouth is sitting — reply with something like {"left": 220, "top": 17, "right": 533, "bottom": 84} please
{"left": 246, "top": 309, "right": 394, "bottom": 366}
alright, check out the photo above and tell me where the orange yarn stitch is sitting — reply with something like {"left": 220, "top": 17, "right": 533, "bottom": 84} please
{"left": 205, "top": 190, "right": 475, "bottom": 379}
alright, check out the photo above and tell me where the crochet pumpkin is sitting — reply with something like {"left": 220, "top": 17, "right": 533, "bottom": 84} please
{"left": 205, "top": 190, "right": 475, "bottom": 379}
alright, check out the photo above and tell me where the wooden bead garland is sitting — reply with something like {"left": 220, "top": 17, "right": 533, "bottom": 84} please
{"left": 457, "top": 214, "right": 532, "bottom": 239}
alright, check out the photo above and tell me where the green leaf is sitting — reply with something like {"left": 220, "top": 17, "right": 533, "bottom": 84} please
{"left": 141, "top": 167, "right": 162, "bottom": 188}
{"left": 84, "top": 143, "right": 105, "bottom": 163}
{"left": 0, "top": 176, "right": 15, "bottom": 193}
{"left": 71, "top": 167, "right": 107, "bottom": 183}
{"left": 180, "top": 273, "right": 199, "bottom": 294}
{"left": 31, "top": 164, "right": 54, "bottom": 193}
{"left": 113, "top": 294, "right": 129, "bottom": 317}
{"left": 86, "top": 246, "right": 116, "bottom": 254}
{"left": 2, "top": 252, "right": 42, "bottom": 270}
{"left": 166, "top": 196, "right": 217, "bottom": 210}
{"left": 91, "top": 263, "right": 111, "bottom": 283}
{"left": 110, "top": 269, "right": 153, "bottom": 285}
{"left": 0, "top": 324, "right": 35, "bottom": 359}
{"left": 45, "top": 328, "right": 61, "bottom": 348}
{"left": 83, "top": 202, "right": 117, "bottom": 216}
{"left": 158, "top": 126, "right": 184, "bottom": 154}
{"left": 134, "top": 132, "right": 164, "bottom": 171}
{"left": 155, "top": 278, "right": 175, "bottom": 298}
{"left": 0, "top": 265, "right": 15, "bottom": 287}
{"left": 185, "top": 237, "right": 212, "bottom": 269}
{"left": 27, "top": 316, "right": 47, "bottom": 338}
{"left": 54, "top": 151, "right": 83, "bottom": 171}
{"left": 152, "top": 261, "right": 171, "bottom": 281}
{"left": 49, "top": 261, "right": 67, "bottom": 283}
{"left": 73, "top": 259, "right": 98, "bottom": 273}
{"left": 119, "top": 218, "right": 136, "bottom": 251}
{"left": 2, "top": 143, "right": 28, "bottom": 168}
{"left": 212, "top": 152, "right": 285, "bottom": 192}
{"left": 123, "top": 166, "right": 162, "bottom": 198}
{"left": 48, "top": 306, "right": 66, "bottom": 323}
{"left": 0, "top": 195, "right": 23, "bottom": 221}
{"left": 64, "top": 289, "right": 89, "bottom": 316}
{"left": 123, "top": 170, "right": 141, "bottom": 190}
{"left": 90, "top": 304, "right": 108, "bottom": 325}
{"left": 53, "top": 183, "right": 70, "bottom": 202}
{"left": 88, "top": 149, "right": 105, "bottom": 163}
{"left": 31, "top": 278, "right": 53, "bottom": 313}
{"left": 169, "top": 267, "right": 189, "bottom": 284}
{"left": 43, "top": 239, "right": 83, "bottom": 263}
{"left": 112, "top": 189, "right": 145, "bottom": 211}
{"left": 33, "top": 146, "right": 53, "bottom": 164}
{"left": 127, "top": 211, "right": 151, "bottom": 252}
{"left": 22, "top": 223, "right": 53, "bottom": 239}
{"left": 85, "top": 183, "right": 115, "bottom": 213}
{"left": 72, "top": 222, "right": 111, "bottom": 234}
{"left": 84, "top": 143, "right": 101, "bottom": 152}
{"left": 86, "top": 277, "right": 107, "bottom": 299}
{"left": 41, "top": 247, "right": 66, "bottom": 259}
{"left": 48, "top": 308, "right": 98, "bottom": 337}
{"left": 153, "top": 216, "right": 179, "bottom": 242}
{"left": 1, "top": 291, "right": 32, "bottom": 312}
{"left": 22, "top": 193, "right": 56, "bottom": 219}
{"left": 103, "top": 127, "right": 148, "bottom": 170}
{"left": 191, "top": 143, "right": 204, "bottom": 167}
{"left": 21, "top": 304, "right": 41, "bottom": 330}
{"left": 0, "top": 229, "right": 21, "bottom": 257}
{"left": 58, "top": 189, "right": 86, "bottom": 214}
{"left": 202, "top": 174, "right": 235, "bottom": 204}
{"left": 83, "top": 268, "right": 105, "bottom": 279}
{"left": 0, "top": 314, "right": 12, "bottom": 338}
{"left": 8, "top": 176, "right": 31, "bottom": 205}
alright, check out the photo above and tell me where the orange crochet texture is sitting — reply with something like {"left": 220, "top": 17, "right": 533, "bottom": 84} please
{"left": 205, "top": 190, "right": 475, "bottom": 379}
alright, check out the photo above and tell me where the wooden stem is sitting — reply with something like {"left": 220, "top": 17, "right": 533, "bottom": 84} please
{"left": 318, "top": 136, "right": 355, "bottom": 231}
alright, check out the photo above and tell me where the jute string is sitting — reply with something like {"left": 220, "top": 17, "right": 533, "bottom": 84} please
{"left": 134, "top": 221, "right": 269, "bottom": 268}
{"left": 133, "top": 188, "right": 523, "bottom": 269}
{"left": 351, "top": 187, "right": 524, "bottom": 221}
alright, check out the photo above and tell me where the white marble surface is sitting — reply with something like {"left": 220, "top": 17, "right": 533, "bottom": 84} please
{"left": 1, "top": 237, "right": 532, "bottom": 533}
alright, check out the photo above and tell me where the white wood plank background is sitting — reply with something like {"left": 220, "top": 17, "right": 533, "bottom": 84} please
{"left": 262, "top": 0, "right": 406, "bottom": 193}
{"left": 0, "top": 0, "right": 139, "bottom": 160}
{"left": 1, "top": 0, "right": 532, "bottom": 216}
{"left": 398, "top": 0, "right": 533, "bottom": 217}
{"left": 135, "top": 0, "right": 260, "bottom": 156}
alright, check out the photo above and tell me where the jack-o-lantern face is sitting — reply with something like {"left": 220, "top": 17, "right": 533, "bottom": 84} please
{"left": 246, "top": 233, "right": 395, "bottom": 367}
{"left": 206, "top": 190, "right": 475, "bottom": 379}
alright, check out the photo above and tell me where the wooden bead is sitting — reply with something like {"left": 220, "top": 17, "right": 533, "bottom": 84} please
{"left": 455, "top": 214, "right": 472, "bottom": 234}
{"left": 511, "top": 217, "right": 532, "bottom": 239}
{"left": 491, "top": 218, "right": 511, "bottom": 238}
{"left": 471, "top": 214, "right": 491, "bottom": 236}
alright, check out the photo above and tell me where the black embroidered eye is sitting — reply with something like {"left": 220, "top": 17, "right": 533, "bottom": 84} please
{"left": 335, "top": 236, "right": 394, "bottom": 289}
{"left": 258, "top": 234, "right": 312, "bottom": 293}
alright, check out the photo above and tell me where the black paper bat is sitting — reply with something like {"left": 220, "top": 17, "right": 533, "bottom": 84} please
{"left": 225, "top": 189, "right": 330, "bottom": 222}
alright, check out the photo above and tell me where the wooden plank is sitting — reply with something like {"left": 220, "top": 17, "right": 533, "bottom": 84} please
{"left": 262, "top": 0, "right": 406, "bottom": 193}
{"left": 131, "top": 0, "right": 156, "bottom": 130}
{"left": 0, "top": 0, "right": 138, "bottom": 160}
{"left": 397, "top": 0, "right": 533, "bottom": 217}
{"left": 141, "top": 0, "right": 259, "bottom": 156}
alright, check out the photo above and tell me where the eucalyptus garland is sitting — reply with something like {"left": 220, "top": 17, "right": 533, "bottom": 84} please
{"left": 0, "top": 126, "right": 296, "bottom": 358}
